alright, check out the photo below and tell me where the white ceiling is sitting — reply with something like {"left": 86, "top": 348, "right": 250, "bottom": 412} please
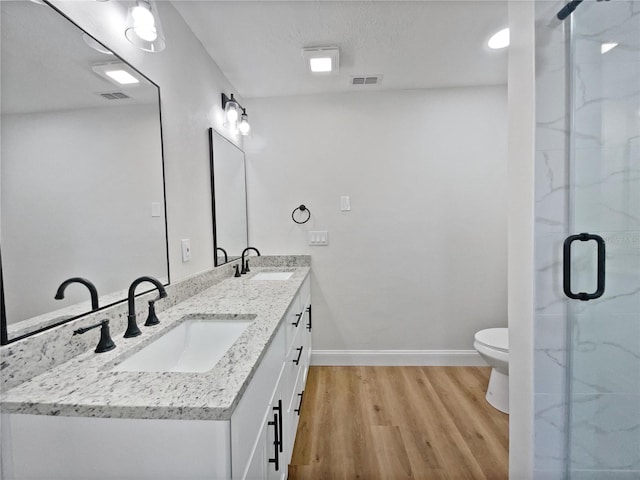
{"left": 173, "top": 0, "right": 509, "bottom": 99}
{"left": 1, "top": 1, "right": 158, "bottom": 115}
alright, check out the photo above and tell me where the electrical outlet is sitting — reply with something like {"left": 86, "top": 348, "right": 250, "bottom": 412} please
{"left": 341, "top": 196, "right": 351, "bottom": 211}
{"left": 308, "top": 231, "right": 329, "bottom": 246}
{"left": 181, "top": 239, "right": 191, "bottom": 262}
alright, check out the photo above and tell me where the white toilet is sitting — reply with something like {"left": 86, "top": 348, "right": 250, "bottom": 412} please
{"left": 473, "top": 328, "right": 509, "bottom": 414}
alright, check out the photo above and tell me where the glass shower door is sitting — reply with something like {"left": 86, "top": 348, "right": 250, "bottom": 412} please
{"left": 566, "top": 1, "right": 640, "bottom": 477}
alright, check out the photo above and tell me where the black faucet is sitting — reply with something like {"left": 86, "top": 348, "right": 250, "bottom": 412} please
{"left": 241, "top": 247, "right": 260, "bottom": 274}
{"left": 73, "top": 319, "right": 115, "bottom": 353}
{"left": 125, "top": 276, "right": 167, "bottom": 338}
{"left": 216, "top": 247, "right": 228, "bottom": 264}
{"left": 55, "top": 277, "right": 99, "bottom": 310}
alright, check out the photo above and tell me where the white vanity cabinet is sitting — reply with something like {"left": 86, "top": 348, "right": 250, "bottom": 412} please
{"left": 234, "top": 275, "right": 312, "bottom": 479}
{"left": 1, "top": 273, "right": 312, "bottom": 480}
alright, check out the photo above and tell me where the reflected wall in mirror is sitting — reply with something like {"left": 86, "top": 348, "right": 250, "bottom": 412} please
{"left": 0, "top": 1, "right": 169, "bottom": 343}
{"left": 208, "top": 129, "right": 248, "bottom": 266}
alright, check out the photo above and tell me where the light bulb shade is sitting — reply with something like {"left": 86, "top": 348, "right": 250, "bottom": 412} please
{"left": 125, "top": 0, "right": 166, "bottom": 53}
{"left": 224, "top": 95, "right": 240, "bottom": 127}
{"left": 238, "top": 111, "right": 250, "bottom": 136}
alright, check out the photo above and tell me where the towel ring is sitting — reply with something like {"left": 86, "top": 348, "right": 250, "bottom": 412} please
{"left": 292, "top": 205, "right": 311, "bottom": 224}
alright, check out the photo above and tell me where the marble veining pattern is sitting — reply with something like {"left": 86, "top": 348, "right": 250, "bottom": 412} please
{"left": 0, "top": 260, "right": 310, "bottom": 421}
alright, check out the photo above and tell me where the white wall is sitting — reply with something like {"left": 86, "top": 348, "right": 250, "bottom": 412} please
{"left": 48, "top": 0, "right": 243, "bottom": 284}
{"left": 2, "top": 105, "right": 166, "bottom": 322}
{"left": 244, "top": 87, "right": 507, "bottom": 352}
{"left": 507, "top": 1, "right": 536, "bottom": 478}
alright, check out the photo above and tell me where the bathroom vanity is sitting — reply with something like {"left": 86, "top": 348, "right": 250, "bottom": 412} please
{"left": 1, "top": 266, "right": 311, "bottom": 480}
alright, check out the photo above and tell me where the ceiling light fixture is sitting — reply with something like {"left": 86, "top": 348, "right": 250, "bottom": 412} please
{"left": 302, "top": 47, "right": 340, "bottom": 74}
{"left": 125, "top": 0, "right": 166, "bottom": 53}
{"left": 92, "top": 62, "right": 142, "bottom": 87}
{"left": 222, "top": 93, "right": 250, "bottom": 135}
{"left": 601, "top": 42, "right": 618, "bottom": 54}
{"left": 488, "top": 28, "right": 510, "bottom": 50}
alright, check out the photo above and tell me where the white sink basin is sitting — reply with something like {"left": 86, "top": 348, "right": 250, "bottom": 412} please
{"left": 112, "top": 315, "right": 254, "bottom": 373}
{"left": 251, "top": 271, "right": 293, "bottom": 281}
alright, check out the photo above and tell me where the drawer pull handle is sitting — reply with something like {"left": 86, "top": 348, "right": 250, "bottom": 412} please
{"left": 306, "top": 305, "right": 312, "bottom": 331}
{"left": 292, "top": 313, "right": 302, "bottom": 327}
{"left": 267, "top": 413, "right": 280, "bottom": 471}
{"left": 295, "top": 390, "right": 304, "bottom": 415}
{"left": 293, "top": 346, "right": 303, "bottom": 365}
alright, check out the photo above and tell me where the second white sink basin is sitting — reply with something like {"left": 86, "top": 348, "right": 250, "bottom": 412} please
{"left": 251, "top": 272, "right": 293, "bottom": 281}
{"left": 112, "top": 315, "right": 255, "bottom": 373}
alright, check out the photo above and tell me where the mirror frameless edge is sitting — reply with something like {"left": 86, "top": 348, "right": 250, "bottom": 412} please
{"left": 209, "top": 129, "right": 249, "bottom": 267}
{"left": 0, "top": 1, "right": 169, "bottom": 343}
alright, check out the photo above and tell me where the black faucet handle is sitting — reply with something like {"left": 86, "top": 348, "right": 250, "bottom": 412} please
{"left": 74, "top": 319, "right": 116, "bottom": 353}
{"left": 234, "top": 265, "right": 241, "bottom": 277}
{"left": 144, "top": 300, "right": 160, "bottom": 326}
{"left": 245, "top": 259, "right": 251, "bottom": 273}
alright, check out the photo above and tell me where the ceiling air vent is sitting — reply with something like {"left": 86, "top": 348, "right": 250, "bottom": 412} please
{"left": 350, "top": 75, "right": 383, "bottom": 86}
{"left": 99, "top": 92, "right": 131, "bottom": 100}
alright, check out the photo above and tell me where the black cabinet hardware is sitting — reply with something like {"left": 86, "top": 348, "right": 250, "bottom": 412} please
{"left": 292, "top": 312, "right": 302, "bottom": 327}
{"left": 267, "top": 413, "right": 279, "bottom": 472}
{"left": 295, "top": 390, "right": 304, "bottom": 415}
{"left": 563, "top": 233, "right": 606, "bottom": 301}
{"left": 293, "top": 346, "right": 304, "bottom": 365}
{"left": 306, "top": 304, "right": 312, "bottom": 331}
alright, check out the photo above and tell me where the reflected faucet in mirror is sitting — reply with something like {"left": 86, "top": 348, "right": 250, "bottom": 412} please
{"left": 216, "top": 247, "right": 228, "bottom": 264}
{"left": 241, "top": 247, "right": 261, "bottom": 275}
{"left": 54, "top": 277, "right": 99, "bottom": 311}
{"left": 125, "top": 276, "right": 167, "bottom": 338}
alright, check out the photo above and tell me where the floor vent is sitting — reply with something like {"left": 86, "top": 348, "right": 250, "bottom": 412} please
{"left": 350, "top": 75, "right": 383, "bottom": 86}
{"left": 99, "top": 92, "right": 131, "bottom": 100}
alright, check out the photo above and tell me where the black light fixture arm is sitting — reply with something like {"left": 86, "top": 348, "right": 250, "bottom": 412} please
{"left": 221, "top": 93, "right": 246, "bottom": 113}
{"left": 556, "top": 0, "right": 608, "bottom": 20}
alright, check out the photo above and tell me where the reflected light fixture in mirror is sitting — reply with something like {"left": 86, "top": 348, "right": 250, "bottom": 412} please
{"left": 221, "top": 93, "right": 250, "bottom": 135}
{"left": 125, "top": 0, "right": 166, "bottom": 53}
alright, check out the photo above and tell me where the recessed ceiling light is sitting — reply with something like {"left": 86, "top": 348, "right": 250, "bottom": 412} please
{"left": 488, "top": 28, "right": 510, "bottom": 49}
{"left": 92, "top": 62, "right": 141, "bottom": 87}
{"left": 601, "top": 42, "right": 618, "bottom": 54}
{"left": 105, "top": 70, "right": 139, "bottom": 85}
{"left": 302, "top": 47, "right": 340, "bottom": 74}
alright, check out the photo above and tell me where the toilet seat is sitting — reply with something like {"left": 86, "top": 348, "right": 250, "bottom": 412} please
{"left": 474, "top": 328, "right": 508, "bottom": 353}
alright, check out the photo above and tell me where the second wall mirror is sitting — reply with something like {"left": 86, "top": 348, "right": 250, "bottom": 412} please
{"left": 208, "top": 129, "right": 249, "bottom": 266}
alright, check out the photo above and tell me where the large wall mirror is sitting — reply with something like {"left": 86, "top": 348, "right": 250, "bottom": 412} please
{"left": 208, "top": 129, "right": 248, "bottom": 266}
{"left": 1, "top": 1, "right": 169, "bottom": 343}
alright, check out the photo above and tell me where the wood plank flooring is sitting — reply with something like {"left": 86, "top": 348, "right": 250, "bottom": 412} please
{"left": 288, "top": 366, "right": 508, "bottom": 480}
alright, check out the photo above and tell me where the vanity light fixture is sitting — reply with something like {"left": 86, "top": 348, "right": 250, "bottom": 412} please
{"left": 222, "top": 93, "right": 250, "bottom": 134}
{"left": 488, "top": 28, "right": 510, "bottom": 49}
{"left": 125, "top": 0, "right": 166, "bottom": 53}
{"left": 92, "top": 62, "right": 141, "bottom": 87}
{"left": 302, "top": 47, "right": 340, "bottom": 73}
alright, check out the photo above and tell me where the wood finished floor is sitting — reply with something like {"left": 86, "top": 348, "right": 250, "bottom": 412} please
{"left": 288, "top": 366, "right": 508, "bottom": 480}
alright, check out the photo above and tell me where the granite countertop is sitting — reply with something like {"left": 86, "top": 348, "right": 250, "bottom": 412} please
{"left": 0, "top": 267, "right": 310, "bottom": 421}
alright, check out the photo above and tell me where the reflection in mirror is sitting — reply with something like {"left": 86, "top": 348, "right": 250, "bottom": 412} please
{"left": 0, "top": 1, "right": 169, "bottom": 343}
{"left": 208, "top": 129, "right": 249, "bottom": 266}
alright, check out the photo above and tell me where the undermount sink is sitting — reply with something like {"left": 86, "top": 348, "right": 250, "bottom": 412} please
{"left": 251, "top": 271, "right": 293, "bottom": 281}
{"left": 112, "top": 314, "right": 255, "bottom": 373}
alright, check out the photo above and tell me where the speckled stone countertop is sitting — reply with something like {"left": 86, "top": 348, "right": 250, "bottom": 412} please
{"left": 0, "top": 267, "right": 310, "bottom": 421}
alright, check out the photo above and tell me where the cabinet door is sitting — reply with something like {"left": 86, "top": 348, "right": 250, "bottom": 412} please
{"left": 242, "top": 407, "right": 269, "bottom": 480}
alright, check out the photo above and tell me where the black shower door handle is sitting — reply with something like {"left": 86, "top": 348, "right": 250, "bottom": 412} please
{"left": 563, "top": 233, "right": 605, "bottom": 301}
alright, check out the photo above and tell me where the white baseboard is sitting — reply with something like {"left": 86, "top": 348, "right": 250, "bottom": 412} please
{"left": 310, "top": 350, "right": 487, "bottom": 367}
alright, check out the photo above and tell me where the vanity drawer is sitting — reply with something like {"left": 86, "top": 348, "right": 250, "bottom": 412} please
{"left": 284, "top": 299, "right": 302, "bottom": 356}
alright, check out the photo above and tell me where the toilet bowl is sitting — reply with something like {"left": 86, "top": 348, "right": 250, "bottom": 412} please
{"left": 474, "top": 328, "right": 509, "bottom": 414}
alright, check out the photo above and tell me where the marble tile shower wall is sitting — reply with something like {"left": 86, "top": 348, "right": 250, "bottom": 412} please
{"left": 534, "top": 4, "right": 570, "bottom": 479}
{"left": 534, "top": 2, "right": 640, "bottom": 478}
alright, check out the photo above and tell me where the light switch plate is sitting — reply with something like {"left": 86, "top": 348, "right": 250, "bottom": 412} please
{"left": 181, "top": 239, "right": 191, "bottom": 262}
{"left": 308, "top": 231, "right": 329, "bottom": 246}
{"left": 340, "top": 196, "right": 351, "bottom": 211}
